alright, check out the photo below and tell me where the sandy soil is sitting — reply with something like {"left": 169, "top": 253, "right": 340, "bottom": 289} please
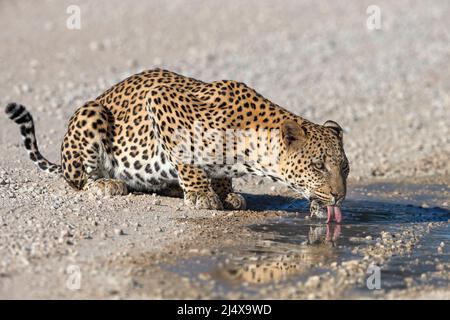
{"left": 0, "top": 0, "right": 449, "bottom": 299}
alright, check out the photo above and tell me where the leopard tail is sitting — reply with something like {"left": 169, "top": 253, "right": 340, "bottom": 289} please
{"left": 5, "top": 102, "right": 62, "bottom": 174}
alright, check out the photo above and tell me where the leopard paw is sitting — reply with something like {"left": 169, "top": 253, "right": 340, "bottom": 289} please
{"left": 223, "top": 193, "right": 246, "bottom": 210}
{"left": 84, "top": 178, "right": 129, "bottom": 197}
{"left": 184, "top": 190, "right": 223, "bottom": 210}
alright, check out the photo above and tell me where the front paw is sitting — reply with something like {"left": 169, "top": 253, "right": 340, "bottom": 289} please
{"left": 85, "top": 178, "right": 129, "bottom": 197}
{"left": 223, "top": 193, "right": 246, "bottom": 210}
{"left": 184, "top": 190, "right": 223, "bottom": 210}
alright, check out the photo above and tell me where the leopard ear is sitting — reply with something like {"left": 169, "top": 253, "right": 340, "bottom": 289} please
{"left": 324, "top": 120, "right": 343, "bottom": 139}
{"left": 281, "top": 120, "right": 307, "bottom": 148}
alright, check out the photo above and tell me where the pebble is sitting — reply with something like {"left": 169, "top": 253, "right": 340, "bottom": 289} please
{"left": 304, "top": 276, "right": 321, "bottom": 289}
{"left": 198, "top": 273, "right": 211, "bottom": 281}
{"left": 52, "top": 202, "right": 61, "bottom": 209}
{"left": 404, "top": 277, "right": 414, "bottom": 287}
{"left": 114, "top": 229, "right": 124, "bottom": 236}
{"left": 174, "top": 229, "right": 184, "bottom": 236}
{"left": 21, "top": 84, "right": 32, "bottom": 93}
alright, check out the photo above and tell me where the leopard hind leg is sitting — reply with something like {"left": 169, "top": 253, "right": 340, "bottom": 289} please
{"left": 61, "top": 101, "right": 128, "bottom": 197}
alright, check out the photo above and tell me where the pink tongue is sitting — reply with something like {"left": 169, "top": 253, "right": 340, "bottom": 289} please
{"left": 334, "top": 206, "right": 343, "bottom": 223}
{"left": 326, "top": 206, "right": 334, "bottom": 224}
{"left": 326, "top": 206, "right": 343, "bottom": 224}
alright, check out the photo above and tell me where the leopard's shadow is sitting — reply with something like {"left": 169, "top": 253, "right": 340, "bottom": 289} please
{"left": 242, "top": 193, "right": 450, "bottom": 224}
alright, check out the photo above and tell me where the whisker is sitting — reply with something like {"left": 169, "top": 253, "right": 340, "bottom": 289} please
{"left": 285, "top": 197, "right": 303, "bottom": 209}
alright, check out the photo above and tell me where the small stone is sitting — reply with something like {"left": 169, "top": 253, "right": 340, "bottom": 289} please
{"left": 52, "top": 202, "right": 61, "bottom": 209}
{"left": 60, "top": 229, "right": 70, "bottom": 238}
{"left": 200, "top": 249, "right": 212, "bottom": 255}
{"left": 21, "top": 84, "right": 32, "bottom": 93}
{"left": 404, "top": 277, "right": 414, "bottom": 287}
{"left": 304, "top": 276, "right": 321, "bottom": 289}
{"left": 114, "top": 228, "right": 124, "bottom": 236}
{"left": 174, "top": 229, "right": 184, "bottom": 236}
{"left": 198, "top": 273, "right": 211, "bottom": 281}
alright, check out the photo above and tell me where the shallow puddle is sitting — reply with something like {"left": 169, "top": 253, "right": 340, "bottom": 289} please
{"left": 377, "top": 223, "right": 450, "bottom": 291}
{"left": 165, "top": 183, "right": 450, "bottom": 298}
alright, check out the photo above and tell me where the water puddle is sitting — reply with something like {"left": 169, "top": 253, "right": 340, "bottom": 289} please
{"left": 376, "top": 223, "right": 450, "bottom": 291}
{"left": 165, "top": 183, "right": 450, "bottom": 298}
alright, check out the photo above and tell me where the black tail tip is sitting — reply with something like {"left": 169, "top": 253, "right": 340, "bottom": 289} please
{"left": 5, "top": 102, "right": 19, "bottom": 115}
{"left": 5, "top": 102, "right": 29, "bottom": 122}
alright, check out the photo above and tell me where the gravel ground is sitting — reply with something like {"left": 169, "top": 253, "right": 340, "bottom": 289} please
{"left": 0, "top": 0, "right": 449, "bottom": 299}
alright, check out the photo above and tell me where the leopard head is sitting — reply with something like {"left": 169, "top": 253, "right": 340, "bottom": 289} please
{"left": 279, "top": 119, "right": 349, "bottom": 220}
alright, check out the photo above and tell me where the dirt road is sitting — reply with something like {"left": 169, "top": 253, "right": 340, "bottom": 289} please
{"left": 0, "top": 0, "right": 449, "bottom": 299}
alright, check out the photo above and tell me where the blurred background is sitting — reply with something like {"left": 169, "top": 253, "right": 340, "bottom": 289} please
{"left": 1, "top": 0, "right": 449, "bottom": 180}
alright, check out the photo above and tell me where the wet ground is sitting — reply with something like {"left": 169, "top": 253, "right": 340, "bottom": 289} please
{"left": 161, "top": 181, "right": 450, "bottom": 299}
{"left": 1, "top": 175, "right": 448, "bottom": 299}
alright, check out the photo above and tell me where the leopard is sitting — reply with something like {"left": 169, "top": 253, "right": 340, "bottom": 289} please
{"left": 5, "top": 68, "right": 349, "bottom": 221}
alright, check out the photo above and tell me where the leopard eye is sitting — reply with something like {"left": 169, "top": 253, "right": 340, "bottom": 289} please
{"left": 313, "top": 161, "right": 325, "bottom": 171}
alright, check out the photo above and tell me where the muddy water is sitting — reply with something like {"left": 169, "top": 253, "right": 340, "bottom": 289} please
{"left": 165, "top": 183, "right": 450, "bottom": 298}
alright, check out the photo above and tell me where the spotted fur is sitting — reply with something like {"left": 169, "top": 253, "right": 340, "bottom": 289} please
{"left": 5, "top": 103, "right": 61, "bottom": 174}
{"left": 5, "top": 69, "right": 349, "bottom": 210}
